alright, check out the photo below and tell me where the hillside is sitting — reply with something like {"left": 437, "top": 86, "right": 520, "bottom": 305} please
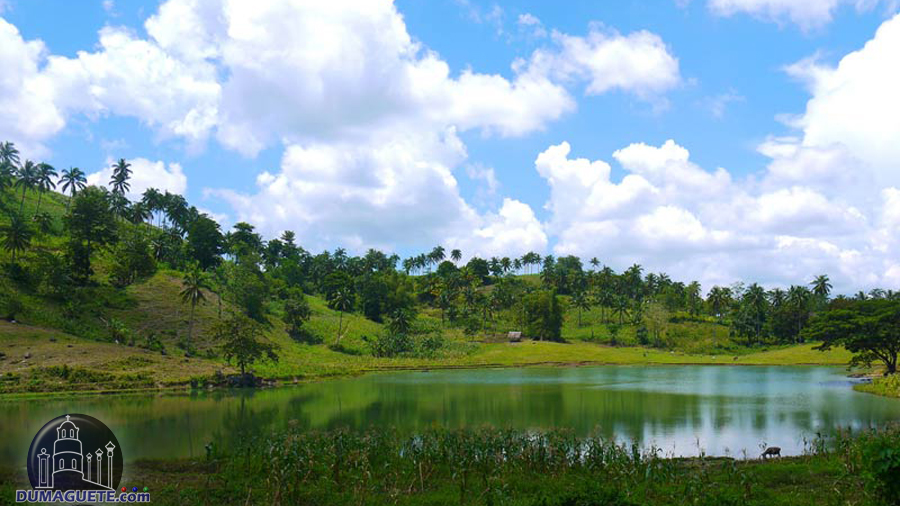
{"left": 0, "top": 185, "right": 858, "bottom": 395}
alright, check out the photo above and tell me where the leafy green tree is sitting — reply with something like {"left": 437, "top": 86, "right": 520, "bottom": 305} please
{"left": 1, "top": 214, "right": 32, "bottom": 262}
{"left": 215, "top": 313, "right": 279, "bottom": 377}
{"left": 283, "top": 292, "right": 316, "bottom": 343}
{"left": 180, "top": 265, "right": 208, "bottom": 343}
{"left": 226, "top": 260, "right": 270, "bottom": 321}
{"left": 450, "top": 249, "right": 462, "bottom": 264}
{"left": 523, "top": 290, "right": 564, "bottom": 341}
{"left": 109, "top": 226, "right": 156, "bottom": 287}
{"left": 65, "top": 186, "right": 117, "bottom": 282}
{"left": 807, "top": 299, "right": 900, "bottom": 374}
{"left": 59, "top": 167, "right": 87, "bottom": 211}
{"left": 187, "top": 215, "right": 224, "bottom": 270}
{"left": 707, "top": 286, "right": 732, "bottom": 321}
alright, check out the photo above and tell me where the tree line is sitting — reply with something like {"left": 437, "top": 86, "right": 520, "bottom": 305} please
{"left": 1, "top": 140, "right": 897, "bottom": 375}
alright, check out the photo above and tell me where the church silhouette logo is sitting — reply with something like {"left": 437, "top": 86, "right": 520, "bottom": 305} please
{"left": 26, "top": 414, "right": 123, "bottom": 491}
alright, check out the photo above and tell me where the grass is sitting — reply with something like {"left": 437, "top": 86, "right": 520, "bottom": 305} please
{"left": 2, "top": 425, "right": 895, "bottom": 506}
{"left": 0, "top": 186, "right": 861, "bottom": 396}
{"left": 856, "top": 375, "right": 900, "bottom": 398}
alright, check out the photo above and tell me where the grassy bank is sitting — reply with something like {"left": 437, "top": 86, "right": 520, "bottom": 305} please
{"left": 856, "top": 375, "right": 900, "bottom": 398}
{"left": 3, "top": 425, "right": 896, "bottom": 506}
{"left": 0, "top": 316, "right": 854, "bottom": 396}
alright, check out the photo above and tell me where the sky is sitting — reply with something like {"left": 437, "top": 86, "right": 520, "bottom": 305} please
{"left": 1, "top": 0, "right": 899, "bottom": 295}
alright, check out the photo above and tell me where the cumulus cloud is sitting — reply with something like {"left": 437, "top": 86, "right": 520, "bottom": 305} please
{"left": 0, "top": 0, "right": 684, "bottom": 259}
{"left": 536, "top": 135, "right": 893, "bottom": 294}
{"left": 87, "top": 157, "right": 188, "bottom": 200}
{"left": 706, "top": 0, "right": 899, "bottom": 30}
{"left": 525, "top": 26, "right": 681, "bottom": 99}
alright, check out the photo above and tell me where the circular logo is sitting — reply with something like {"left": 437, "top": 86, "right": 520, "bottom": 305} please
{"left": 26, "top": 414, "right": 123, "bottom": 491}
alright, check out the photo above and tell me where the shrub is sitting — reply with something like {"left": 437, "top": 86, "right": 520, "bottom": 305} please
{"left": 368, "top": 332, "right": 414, "bottom": 357}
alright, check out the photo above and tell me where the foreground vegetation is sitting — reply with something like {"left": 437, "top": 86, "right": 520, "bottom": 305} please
{"left": 3, "top": 424, "right": 897, "bottom": 506}
{"left": 0, "top": 142, "right": 896, "bottom": 395}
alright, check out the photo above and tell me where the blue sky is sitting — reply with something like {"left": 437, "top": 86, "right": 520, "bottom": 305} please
{"left": 1, "top": 0, "right": 899, "bottom": 293}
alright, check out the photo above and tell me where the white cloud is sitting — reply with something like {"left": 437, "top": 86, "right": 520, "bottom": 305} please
{"left": 537, "top": 135, "right": 894, "bottom": 294}
{"left": 87, "top": 157, "right": 188, "bottom": 200}
{"left": 526, "top": 26, "right": 681, "bottom": 99}
{"left": 517, "top": 13, "right": 547, "bottom": 38}
{"left": 0, "top": 19, "right": 66, "bottom": 157}
{"left": 706, "top": 0, "right": 899, "bottom": 30}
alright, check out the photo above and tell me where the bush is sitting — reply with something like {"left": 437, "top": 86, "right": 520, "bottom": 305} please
{"left": 846, "top": 425, "right": 900, "bottom": 504}
{"left": 368, "top": 332, "right": 414, "bottom": 357}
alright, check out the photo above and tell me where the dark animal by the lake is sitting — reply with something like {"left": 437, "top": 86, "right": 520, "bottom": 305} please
{"left": 761, "top": 446, "right": 781, "bottom": 459}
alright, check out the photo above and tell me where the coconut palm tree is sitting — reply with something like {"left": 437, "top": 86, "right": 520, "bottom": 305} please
{"left": 572, "top": 290, "right": 591, "bottom": 327}
{"left": 590, "top": 257, "right": 600, "bottom": 271}
{"left": 788, "top": 285, "right": 812, "bottom": 342}
{"left": 110, "top": 158, "right": 132, "bottom": 196}
{"left": 14, "top": 160, "right": 38, "bottom": 214}
{"left": 707, "top": 286, "right": 732, "bottom": 321}
{"left": 33, "top": 163, "right": 57, "bottom": 215}
{"left": 180, "top": 266, "right": 208, "bottom": 343}
{"left": 59, "top": 167, "right": 87, "bottom": 211}
{"left": 450, "top": 249, "right": 462, "bottom": 265}
{"left": 332, "top": 289, "right": 353, "bottom": 345}
{"left": 0, "top": 141, "right": 20, "bottom": 167}
{"left": 810, "top": 274, "right": 832, "bottom": 299}
{"left": 0, "top": 161, "right": 14, "bottom": 195}
{"left": 1, "top": 215, "right": 33, "bottom": 262}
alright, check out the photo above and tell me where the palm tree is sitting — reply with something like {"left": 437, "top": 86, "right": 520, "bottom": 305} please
{"left": 59, "top": 167, "right": 87, "bottom": 211}
{"left": 332, "top": 289, "right": 353, "bottom": 344}
{"left": 180, "top": 266, "right": 208, "bottom": 343}
{"left": 34, "top": 163, "right": 57, "bottom": 215}
{"left": 1, "top": 215, "right": 32, "bottom": 262}
{"left": 590, "top": 257, "right": 600, "bottom": 271}
{"left": 788, "top": 285, "right": 811, "bottom": 342}
{"left": 572, "top": 290, "right": 591, "bottom": 327}
{"left": 707, "top": 286, "right": 731, "bottom": 321}
{"left": 450, "top": 249, "right": 462, "bottom": 265}
{"left": 0, "top": 162, "right": 14, "bottom": 195}
{"left": 810, "top": 274, "right": 832, "bottom": 310}
{"left": 110, "top": 158, "right": 132, "bottom": 195}
{"left": 0, "top": 141, "right": 20, "bottom": 167}
{"left": 14, "top": 160, "right": 38, "bottom": 213}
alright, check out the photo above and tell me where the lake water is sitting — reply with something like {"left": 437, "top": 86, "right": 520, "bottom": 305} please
{"left": 1, "top": 365, "right": 899, "bottom": 465}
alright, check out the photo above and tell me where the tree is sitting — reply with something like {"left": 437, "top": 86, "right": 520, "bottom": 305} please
{"left": 59, "top": 167, "right": 87, "bottom": 211}
{"left": 523, "top": 290, "right": 564, "bottom": 341}
{"left": 572, "top": 290, "right": 591, "bottom": 327}
{"left": 65, "top": 186, "right": 117, "bottom": 283}
{"left": 1, "top": 215, "right": 32, "bottom": 262}
{"left": 788, "top": 285, "right": 812, "bottom": 342}
{"left": 33, "top": 163, "right": 57, "bottom": 215}
{"left": 187, "top": 216, "right": 224, "bottom": 270}
{"left": 807, "top": 299, "right": 900, "bottom": 375}
{"left": 180, "top": 266, "right": 208, "bottom": 343}
{"left": 332, "top": 288, "right": 353, "bottom": 344}
{"left": 215, "top": 313, "right": 279, "bottom": 377}
{"left": 108, "top": 226, "right": 156, "bottom": 287}
{"left": 109, "top": 158, "right": 132, "bottom": 195}
{"left": 283, "top": 292, "right": 315, "bottom": 343}
{"left": 810, "top": 274, "right": 832, "bottom": 309}
{"left": 707, "top": 286, "right": 732, "bottom": 321}
{"left": 15, "top": 160, "right": 37, "bottom": 213}
{"left": 387, "top": 307, "right": 414, "bottom": 336}
{"left": 0, "top": 141, "right": 20, "bottom": 167}
{"left": 450, "top": 249, "right": 462, "bottom": 265}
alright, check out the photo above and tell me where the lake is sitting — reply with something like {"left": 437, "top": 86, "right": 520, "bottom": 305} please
{"left": 2, "top": 365, "right": 899, "bottom": 465}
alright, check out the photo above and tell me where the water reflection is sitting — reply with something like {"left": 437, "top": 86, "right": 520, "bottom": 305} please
{"left": 1, "top": 366, "right": 898, "bottom": 464}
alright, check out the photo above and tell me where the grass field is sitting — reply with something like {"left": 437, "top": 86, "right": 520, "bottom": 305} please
{"left": 3, "top": 424, "right": 896, "bottom": 506}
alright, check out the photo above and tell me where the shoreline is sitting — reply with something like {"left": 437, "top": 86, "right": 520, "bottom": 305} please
{"left": 0, "top": 357, "right": 864, "bottom": 401}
